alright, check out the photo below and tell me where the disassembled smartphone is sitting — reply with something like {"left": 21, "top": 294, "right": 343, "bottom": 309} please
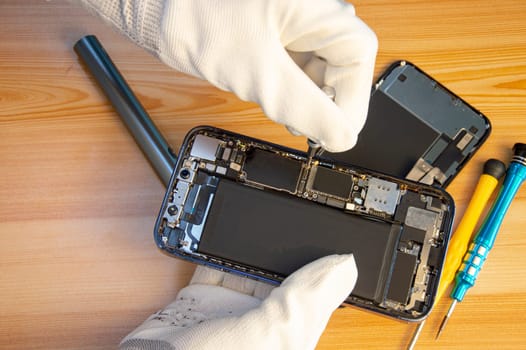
{"left": 75, "top": 39, "right": 478, "bottom": 323}
{"left": 155, "top": 126, "right": 455, "bottom": 321}
{"left": 324, "top": 61, "right": 491, "bottom": 187}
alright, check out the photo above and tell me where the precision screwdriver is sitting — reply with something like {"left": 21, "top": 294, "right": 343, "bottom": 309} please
{"left": 306, "top": 85, "right": 334, "bottom": 166}
{"left": 406, "top": 158, "right": 506, "bottom": 350}
{"left": 436, "top": 159, "right": 507, "bottom": 301}
{"left": 436, "top": 143, "right": 526, "bottom": 339}
{"left": 307, "top": 138, "right": 321, "bottom": 165}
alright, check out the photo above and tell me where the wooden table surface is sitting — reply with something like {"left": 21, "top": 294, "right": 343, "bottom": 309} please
{"left": 1, "top": 1, "right": 525, "bottom": 349}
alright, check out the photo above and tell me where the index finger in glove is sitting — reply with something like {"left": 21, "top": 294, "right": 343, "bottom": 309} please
{"left": 290, "top": 16, "right": 378, "bottom": 137}
{"left": 283, "top": 2, "right": 378, "bottom": 151}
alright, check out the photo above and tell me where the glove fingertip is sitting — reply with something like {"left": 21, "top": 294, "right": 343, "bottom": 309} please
{"left": 319, "top": 254, "right": 359, "bottom": 291}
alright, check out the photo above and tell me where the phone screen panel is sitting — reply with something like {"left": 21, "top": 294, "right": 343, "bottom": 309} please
{"left": 324, "top": 61, "right": 491, "bottom": 187}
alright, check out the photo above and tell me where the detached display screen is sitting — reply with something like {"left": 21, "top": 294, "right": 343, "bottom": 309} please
{"left": 324, "top": 61, "right": 491, "bottom": 187}
{"left": 197, "top": 179, "right": 398, "bottom": 301}
{"left": 329, "top": 90, "right": 439, "bottom": 177}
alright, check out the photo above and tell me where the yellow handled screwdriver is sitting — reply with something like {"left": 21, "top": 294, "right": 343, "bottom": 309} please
{"left": 407, "top": 158, "right": 506, "bottom": 349}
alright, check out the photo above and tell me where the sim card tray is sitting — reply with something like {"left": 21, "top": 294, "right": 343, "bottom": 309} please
{"left": 406, "top": 158, "right": 447, "bottom": 186}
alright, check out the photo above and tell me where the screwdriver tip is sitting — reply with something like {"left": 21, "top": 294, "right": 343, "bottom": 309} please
{"left": 435, "top": 316, "right": 449, "bottom": 340}
{"left": 406, "top": 320, "right": 425, "bottom": 350}
{"left": 436, "top": 299, "right": 458, "bottom": 340}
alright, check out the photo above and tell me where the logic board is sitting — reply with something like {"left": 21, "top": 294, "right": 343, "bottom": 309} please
{"left": 155, "top": 126, "right": 455, "bottom": 321}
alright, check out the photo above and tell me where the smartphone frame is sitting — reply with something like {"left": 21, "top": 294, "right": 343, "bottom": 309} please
{"left": 155, "top": 126, "right": 455, "bottom": 322}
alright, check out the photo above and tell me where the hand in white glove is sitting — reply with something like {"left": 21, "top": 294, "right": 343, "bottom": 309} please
{"left": 80, "top": 2, "right": 367, "bottom": 347}
{"left": 81, "top": 0, "right": 377, "bottom": 152}
{"left": 120, "top": 254, "right": 358, "bottom": 350}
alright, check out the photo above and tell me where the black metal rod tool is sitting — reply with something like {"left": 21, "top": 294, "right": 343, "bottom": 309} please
{"left": 74, "top": 35, "right": 176, "bottom": 186}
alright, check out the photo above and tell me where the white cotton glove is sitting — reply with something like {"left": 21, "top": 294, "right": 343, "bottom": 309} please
{"left": 120, "top": 254, "right": 358, "bottom": 350}
{"left": 81, "top": 0, "right": 377, "bottom": 152}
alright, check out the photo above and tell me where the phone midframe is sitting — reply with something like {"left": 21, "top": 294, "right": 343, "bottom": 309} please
{"left": 155, "top": 126, "right": 454, "bottom": 321}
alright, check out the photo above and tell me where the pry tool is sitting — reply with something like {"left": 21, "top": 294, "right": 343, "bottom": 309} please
{"left": 436, "top": 143, "right": 526, "bottom": 339}
{"left": 406, "top": 158, "right": 506, "bottom": 350}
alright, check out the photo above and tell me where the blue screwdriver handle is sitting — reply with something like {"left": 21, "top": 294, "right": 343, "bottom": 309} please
{"left": 452, "top": 143, "right": 526, "bottom": 302}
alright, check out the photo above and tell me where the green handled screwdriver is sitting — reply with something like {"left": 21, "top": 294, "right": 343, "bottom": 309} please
{"left": 436, "top": 143, "right": 526, "bottom": 339}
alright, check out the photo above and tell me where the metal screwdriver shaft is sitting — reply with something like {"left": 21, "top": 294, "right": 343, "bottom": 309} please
{"left": 435, "top": 299, "right": 457, "bottom": 339}
{"left": 307, "top": 138, "right": 321, "bottom": 164}
{"left": 305, "top": 85, "right": 334, "bottom": 165}
{"left": 436, "top": 143, "right": 526, "bottom": 339}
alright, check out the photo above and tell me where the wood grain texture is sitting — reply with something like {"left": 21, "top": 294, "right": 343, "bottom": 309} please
{"left": 1, "top": 1, "right": 525, "bottom": 349}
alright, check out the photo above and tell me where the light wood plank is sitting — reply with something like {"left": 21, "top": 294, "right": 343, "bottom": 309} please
{"left": 1, "top": 1, "right": 525, "bottom": 348}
